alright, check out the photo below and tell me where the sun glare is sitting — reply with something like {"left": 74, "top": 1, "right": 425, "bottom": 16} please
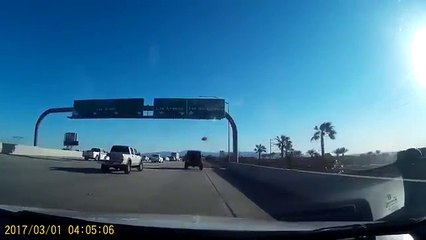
{"left": 412, "top": 27, "right": 426, "bottom": 85}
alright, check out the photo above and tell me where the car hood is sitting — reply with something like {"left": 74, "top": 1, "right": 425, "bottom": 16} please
{"left": 0, "top": 204, "right": 374, "bottom": 231}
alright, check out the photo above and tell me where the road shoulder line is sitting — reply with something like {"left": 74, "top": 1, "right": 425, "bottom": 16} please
{"left": 203, "top": 168, "right": 273, "bottom": 220}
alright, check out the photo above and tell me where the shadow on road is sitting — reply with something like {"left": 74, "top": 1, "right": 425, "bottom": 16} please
{"left": 212, "top": 168, "right": 316, "bottom": 221}
{"left": 214, "top": 168, "right": 402, "bottom": 221}
{"left": 145, "top": 167, "right": 183, "bottom": 170}
{"left": 144, "top": 166, "right": 203, "bottom": 171}
{"left": 49, "top": 167, "right": 108, "bottom": 174}
{"left": 212, "top": 168, "right": 378, "bottom": 221}
{"left": 22, "top": 155, "right": 86, "bottom": 162}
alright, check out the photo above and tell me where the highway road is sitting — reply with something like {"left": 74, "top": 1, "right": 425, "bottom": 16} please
{"left": 0, "top": 154, "right": 318, "bottom": 221}
{"left": 2, "top": 154, "right": 426, "bottom": 222}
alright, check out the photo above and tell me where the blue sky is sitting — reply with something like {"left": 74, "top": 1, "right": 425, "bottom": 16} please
{"left": 1, "top": 0, "right": 426, "bottom": 154}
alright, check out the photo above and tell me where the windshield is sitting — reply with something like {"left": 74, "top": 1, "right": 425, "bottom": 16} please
{"left": 1, "top": 0, "right": 426, "bottom": 233}
{"left": 110, "top": 146, "right": 129, "bottom": 153}
{"left": 187, "top": 151, "right": 201, "bottom": 157}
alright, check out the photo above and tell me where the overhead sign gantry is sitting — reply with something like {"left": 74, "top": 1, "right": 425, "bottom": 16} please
{"left": 33, "top": 98, "right": 238, "bottom": 162}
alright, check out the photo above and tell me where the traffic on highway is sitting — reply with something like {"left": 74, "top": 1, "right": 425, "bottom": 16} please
{"left": 2, "top": 0, "right": 426, "bottom": 239}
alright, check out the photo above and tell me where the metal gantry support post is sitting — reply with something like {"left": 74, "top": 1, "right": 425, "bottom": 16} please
{"left": 33, "top": 107, "right": 74, "bottom": 146}
{"left": 224, "top": 112, "right": 238, "bottom": 163}
{"left": 226, "top": 103, "right": 230, "bottom": 163}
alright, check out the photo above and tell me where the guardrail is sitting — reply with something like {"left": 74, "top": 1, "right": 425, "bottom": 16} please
{"left": 228, "top": 162, "right": 405, "bottom": 220}
{"left": 0, "top": 142, "right": 83, "bottom": 159}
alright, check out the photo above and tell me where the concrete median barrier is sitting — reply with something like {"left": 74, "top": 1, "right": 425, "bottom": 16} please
{"left": 228, "top": 163, "right": 406, "bottom": 220}
{"left": 0, "top": 142, "right": 82, "bottom": 159}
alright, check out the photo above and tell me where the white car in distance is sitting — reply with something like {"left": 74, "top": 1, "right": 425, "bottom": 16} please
{"left": 100, "top": 145, "right": 143, "bottom": 174}
{"left": 151, "top": 154, "right": 164, "bottom": 163}
{"left": 171, "top": 152, "right": 180, "bottom": 161}
{"left": 83, "top": 148, "right": 108, "bottom": 161}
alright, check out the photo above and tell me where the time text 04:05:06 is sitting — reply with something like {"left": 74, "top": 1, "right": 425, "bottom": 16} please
{"left": 68, "top": 225, "right": 115, "bottom": 235}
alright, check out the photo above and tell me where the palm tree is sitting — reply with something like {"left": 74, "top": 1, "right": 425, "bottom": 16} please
{"left": 334, "top": 147, "right": 349, "bottom": 157}
{"left": 311, "top": 122, "right": 337, "bottom": 157}
{"left": 307, "top": 149, "right": 318, "bottom": 157}
{"left": 340, "top": 147, "right": 348, "bottom": 156}
{"left": 284, "top": 140, "right": 293, "bottom": 157}
{"left": 293, "top": 150, "right": 302, "bottom": 157}
{"left": 254, "top": 144, "right": 267, "bottom": 160}
{"left": 274, "top": 135, "right": 293, "bottom": 159}
{"left": 333, "top": 148, "right": 341, "bottom": 157}
{"left": 274, "top": 135, "right": 285, "bottom": 159}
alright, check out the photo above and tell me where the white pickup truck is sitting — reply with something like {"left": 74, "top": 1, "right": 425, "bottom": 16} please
{"left": 83, "top": 148, "right": 108, "bottom": 161}
{"left": 100, "top": 145, "right": 143, "bottom": 174}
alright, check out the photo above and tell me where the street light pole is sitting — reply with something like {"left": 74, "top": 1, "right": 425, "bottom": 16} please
{"left": 226, "top": 104, "right": 230, "bottom": 163}
{"left": 198, "top": 96, "right": 230, "bottom": 162}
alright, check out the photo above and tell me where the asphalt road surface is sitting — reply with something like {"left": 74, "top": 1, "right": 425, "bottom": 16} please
{"left": 0, "top": 154, "right": 287, "bottom": 220}
{"left": 2, "top": 154, "right": 426, "bottom": 221}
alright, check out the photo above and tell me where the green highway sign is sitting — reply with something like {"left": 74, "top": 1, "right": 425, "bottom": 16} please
{"left": 187, "top": 99, "right": 225, "bottom": 119}
{"left": 154, "top": 98, "right": 225, "bottom": 119}
{"left": 72, "top": 98, "right": 144, "bottom": 119}
{"left": 153, "top": 98, "right": 187, "bottom": 119}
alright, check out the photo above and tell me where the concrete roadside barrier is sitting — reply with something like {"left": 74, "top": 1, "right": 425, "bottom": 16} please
{"left": 0, "top": 142, "right": 83, "bottom": 159}
{"left": 228, "top": 163, "right": 405, "bottom": 220}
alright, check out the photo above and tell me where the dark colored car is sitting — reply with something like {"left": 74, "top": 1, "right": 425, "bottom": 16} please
{"left": 184, "top": 150, "right": 203, "bottom": 170}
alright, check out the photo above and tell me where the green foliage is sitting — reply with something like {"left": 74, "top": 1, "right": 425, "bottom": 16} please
{"left": 254, "top": 144, "right": 267, "bottom": 160}
{"left": 311, "top": 122, "right": 337, "bottom": 157}
{"left": 274, "top": 135, "right": 293, "bottom": 159}
{"left": 307, "top": 149, "right": 319, "bottom": 157}
{"left": 333, "top": 147, "right": 349, "bottom": 157}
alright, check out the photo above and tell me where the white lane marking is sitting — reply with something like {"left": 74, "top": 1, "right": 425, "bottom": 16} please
{"left": 203, "top": 170, "right": 237, "bottom": 218}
